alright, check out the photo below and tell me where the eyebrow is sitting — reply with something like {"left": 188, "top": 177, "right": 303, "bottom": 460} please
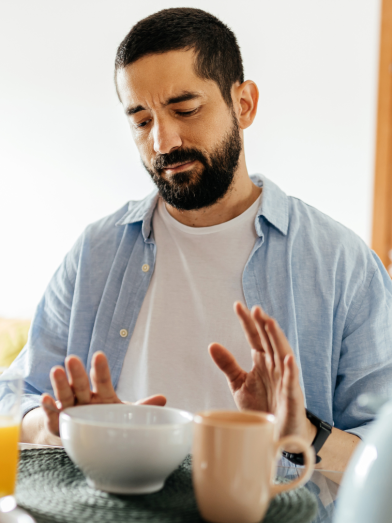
{"left": 125, "top": 91, "right": 202, "bottom": 116}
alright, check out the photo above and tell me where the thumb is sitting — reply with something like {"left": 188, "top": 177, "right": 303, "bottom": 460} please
{"left": 134, "top": 394, "right": 167, "bottom": 407}
{"left": 282, "top": 354, "right": 299, "bottom": 402}
{"left": 208, "top": 343, "right": 245, "bottom": 389}
{"left": 41, "top": 393, "right": 61, "bottom": 437}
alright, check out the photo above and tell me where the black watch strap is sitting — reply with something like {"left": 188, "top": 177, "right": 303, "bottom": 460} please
{"left": 282, "top": 409, "right": 332, "bottom": 466}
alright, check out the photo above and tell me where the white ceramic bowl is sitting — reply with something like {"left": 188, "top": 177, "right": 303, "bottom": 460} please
{"left": 59, "top": 404, "right": 193, "bottom": 494}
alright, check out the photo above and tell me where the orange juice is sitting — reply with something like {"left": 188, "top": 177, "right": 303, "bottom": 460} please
{"left": 0, "top": 418, "right": 20, "bottom": 497}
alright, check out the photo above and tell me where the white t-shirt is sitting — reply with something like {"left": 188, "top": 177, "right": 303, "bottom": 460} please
{"left": 116, "top": 193, "right": 262, "bottom": 413}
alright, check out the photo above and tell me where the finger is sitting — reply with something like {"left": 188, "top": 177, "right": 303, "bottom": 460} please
{"left": 251, "top": 306, "right": 276, "bottom": 365}
{"left": 282, "top": 355, "right": 298, "bottom": 401}
{"left": 134, "top": 395, "right": 167, "bottom": 407}
{"left": 65, "top": 355, "right": 91, "bottom": 405}
{"left": 90, "top": 351, "right": 117, "bottom": 400}
{"left": 208, "top": 342, "right": 246, "bottom": 389}
{"left": 265, "top": 317, "right": 293, "bottom": 364}
{"left": 50, "top": 366, "right": 75, "bottom": 409}
{"left": 41, "top": 393, "right": 60, "bottom": 436}
{"left": 234, "top": 302, "right": 263, "bottom": 351}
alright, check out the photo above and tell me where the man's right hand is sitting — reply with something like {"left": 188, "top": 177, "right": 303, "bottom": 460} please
{"left": 21, "top": 351, "right": 166, "bottom": 444}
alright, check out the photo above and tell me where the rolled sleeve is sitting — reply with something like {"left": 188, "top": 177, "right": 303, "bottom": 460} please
{"left": 0, "top": 240, "right": 80, "bottom": 416}
{"left": 345, "top": 423, "right": 372, "bottom": 440}
{"left": 333, "top": 252, "right": 392, "bottom": 435}
{"left": 19, "top": 395, "right": 42, "bottom": 418}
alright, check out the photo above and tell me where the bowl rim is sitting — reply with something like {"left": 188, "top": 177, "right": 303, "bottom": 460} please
{"left": 59, "top": 403, "right": 194, "bottom": 429}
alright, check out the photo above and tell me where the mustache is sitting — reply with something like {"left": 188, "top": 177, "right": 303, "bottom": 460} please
{"left": 152, "top": 148, "right": 208, "bottom": 171}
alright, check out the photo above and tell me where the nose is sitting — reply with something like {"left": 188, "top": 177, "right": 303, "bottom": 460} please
{"left": 153, "top": 117, "right": 182, "bottom": 155}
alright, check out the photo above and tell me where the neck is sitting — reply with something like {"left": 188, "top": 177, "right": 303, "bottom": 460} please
{"left": 164, "top": 153, "right": 262, "bottom": 227}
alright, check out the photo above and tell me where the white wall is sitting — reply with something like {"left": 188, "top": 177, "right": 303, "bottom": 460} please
{"left": 0, "top": 0, "right": 381, "bottom": 318}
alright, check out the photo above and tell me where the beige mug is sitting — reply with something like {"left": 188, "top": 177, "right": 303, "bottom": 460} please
{"left": 192, "top": 410, "right": 315, "bottom": 523}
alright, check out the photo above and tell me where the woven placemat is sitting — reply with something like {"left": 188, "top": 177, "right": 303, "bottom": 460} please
{"left": 16, "top": 449, "right": 318, "bottom": 523}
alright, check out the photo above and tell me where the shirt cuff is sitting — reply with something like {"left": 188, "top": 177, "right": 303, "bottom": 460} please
{"left": 345, "top": 423, "right": 371, "bottom": 440}
{"left": 21, "top": 394, "right": 42, "bottom": 418}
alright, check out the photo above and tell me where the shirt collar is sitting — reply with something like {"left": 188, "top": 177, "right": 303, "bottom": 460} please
{"left": 115, "top": 190, "right": 159, "bottom": 242}
{"left": 115, "top": 174, "right": 289, "bottom": 240}
{"left": 250, "top": 174, "right": 289, "bottom": 236}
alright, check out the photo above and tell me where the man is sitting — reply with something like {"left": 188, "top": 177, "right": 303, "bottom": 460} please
{"left": 3, "top": 8, "right": 392, "bottom": 471}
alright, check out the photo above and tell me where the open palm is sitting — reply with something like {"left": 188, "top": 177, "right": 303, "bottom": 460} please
{"left": 209, "top": 302, "right": 308, "bottom": 441}
{"left": 41, "top": 352, "right": 166, "bottom": 437}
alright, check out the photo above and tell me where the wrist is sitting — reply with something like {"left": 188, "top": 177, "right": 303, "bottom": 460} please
{"left": 21, "top": 407, "right": 62, "bottom": 446}
{"left": 281, "top": 417, "right": 317, "bottom": 454}
{"left": 282, "top": 410, "right": 332, "bottom": 466}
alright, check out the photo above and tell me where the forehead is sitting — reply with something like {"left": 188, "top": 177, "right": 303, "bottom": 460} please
{"left": 116, "top": 50, "right": 218, "bottom": 107}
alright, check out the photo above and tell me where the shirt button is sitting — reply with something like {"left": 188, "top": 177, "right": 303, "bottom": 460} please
{"left": 142, "top": 264, "right": 150, "bottom": 272}
{"left": 120, "top": 329, "right": 128, "bottom": 338}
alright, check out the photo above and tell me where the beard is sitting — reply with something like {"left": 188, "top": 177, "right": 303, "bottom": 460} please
{"left": 142, "top": 113, "right": 242, "bottom": 211}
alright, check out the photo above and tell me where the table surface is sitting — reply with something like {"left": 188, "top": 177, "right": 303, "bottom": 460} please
{"left": 14, "top": 443, "right": 342, "bottom": 523}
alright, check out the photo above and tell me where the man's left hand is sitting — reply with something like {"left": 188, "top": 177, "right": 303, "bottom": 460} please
{"left": 209, "top": 302, "right": 316, "bottom": 451}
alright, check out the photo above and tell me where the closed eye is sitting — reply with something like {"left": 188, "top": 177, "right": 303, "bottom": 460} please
{"left": 136, "top": 120, "right": 150, "bottom": 128}
{"left": 177, "top": 108, "right": 198, "bottom": 116}
{"left": 135, "top": 108, "right": 199, "bottom": 128}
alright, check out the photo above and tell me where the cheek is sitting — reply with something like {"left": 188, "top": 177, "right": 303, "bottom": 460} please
{"left": 186, "top": 111, "right": 231, "bottom": 147}
{"left": 133, "top": 130, "right": 155, "bottom": 163}
{"left": 177, "top": 120, "right": 216, "bottom": 151}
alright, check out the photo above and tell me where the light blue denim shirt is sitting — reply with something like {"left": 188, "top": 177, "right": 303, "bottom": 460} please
{"left": 3, "top": 174, "right": 392, "bottom": 439}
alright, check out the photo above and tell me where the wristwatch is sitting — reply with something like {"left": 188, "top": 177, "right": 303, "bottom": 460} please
{"left": 282, "top": 409, "right": 332, "bottom": 465}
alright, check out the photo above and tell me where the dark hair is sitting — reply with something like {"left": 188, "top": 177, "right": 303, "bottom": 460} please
{"left": 114, "top": 8, "right": 244, "bottom": 107}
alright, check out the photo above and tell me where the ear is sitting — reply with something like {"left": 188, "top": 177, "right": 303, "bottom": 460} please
{"left": 232, "top": 80, "right": 259, "bottom": 130}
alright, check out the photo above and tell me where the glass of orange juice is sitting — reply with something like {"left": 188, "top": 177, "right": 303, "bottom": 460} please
{"left": 0, "top": 372, "right": 23, "bottom": 513}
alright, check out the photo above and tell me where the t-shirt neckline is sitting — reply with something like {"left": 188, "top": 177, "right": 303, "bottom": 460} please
{"left": 159, "top": 192, "right": 262, "bottom": 236}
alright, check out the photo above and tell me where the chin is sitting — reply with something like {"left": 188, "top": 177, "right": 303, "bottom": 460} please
{"left": 172, "top": 170, "right": 200, "bottom": 186}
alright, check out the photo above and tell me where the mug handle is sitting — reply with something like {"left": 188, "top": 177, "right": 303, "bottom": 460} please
{"left": 270, "top": 435, "right": 315, "bottom": 497}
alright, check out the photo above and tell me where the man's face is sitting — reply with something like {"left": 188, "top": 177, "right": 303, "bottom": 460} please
{"left": 116, "top": 50, "right": 242, "bottom": 210}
